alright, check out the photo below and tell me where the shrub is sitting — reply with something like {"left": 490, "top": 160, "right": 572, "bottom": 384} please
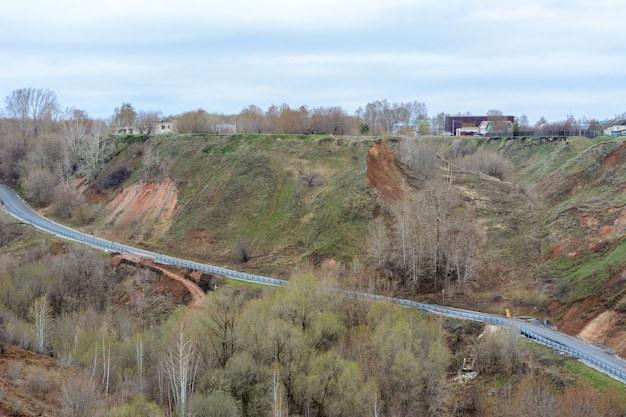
{"left": 299, "top": 172, "right": 322, "bottom": 188}
{"left": 233, "top": 239, "right": 252, "bottom": 263}
{"left": 96, "top": 163, "right": 130, "bottom": 191}
{"left": 53, "top": 189, "right": 79, "bottom": 219}
{"left": 459, "top": 149, "right": 513, "bottom": 181}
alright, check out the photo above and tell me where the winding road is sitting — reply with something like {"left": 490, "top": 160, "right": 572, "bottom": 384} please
{"left": 1, "top": 184, "right": 625, "bottom": 383}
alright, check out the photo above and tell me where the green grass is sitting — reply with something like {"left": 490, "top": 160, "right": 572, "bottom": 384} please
{"left": 114, "top": 134, "right": 376, "bottom": 265}
{"left": 562, "top": 359, "right": 626, "bottom": 391}
{"left": 540, "top": 236, "right": 626, "bottom": 304}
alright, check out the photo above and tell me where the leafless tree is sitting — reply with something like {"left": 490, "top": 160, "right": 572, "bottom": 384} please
{"left": 194, "top": 287, "right": 245, "bottom": 367}
{"left": 112, "top": 102, "right": 137, "bottom": 131}
{"left": 398, "top": 139, "right": 438, "bottom": 179}
{"left": 356, "top": 99, "right": 427, "bottom": 135}
{"left": 29, "top": 295, "right": 52, "bottom": 353}
{"left": 61, "top": 371, "right": 101, "bottom": 417}
{"left": 136, "top": 109, "right": 163, "bottom": 134}
{"left": 4, "top": 87, "right": 60, "bottom": 139}
{"left": 238, "top": 105, "right": 269, "bottom": 133}
{"left": 136, "top": 334, "right": 144, "bottom": 392}
{"left": 309, "top": 106, "right": 352, "bottom": 135}
{"left": 513, "top": 375, "right": 557, "bottom": 417}
{"left": 60, "top": 107, "right": 92, "bottom": 178}
{"left": 486, "top": 109, "right": 510, "bottom": 133}
{"left": 162, "top": 326, "right": 199, "bottom": 417}
{"left": 83, "top": 119, "right": 107, "bottom": 179}
{"left": 368, "top": 217, "right": 390, "bottom": 271}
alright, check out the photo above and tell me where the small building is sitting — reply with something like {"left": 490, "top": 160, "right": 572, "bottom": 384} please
{"left": 445, "top": 115, "right": 515, "bottom": 136}
{"left": 602, "top": 119, "right": 626, "bottom": 137}
{"left": 116, "top": 119, "right": 177, "bottom": 136}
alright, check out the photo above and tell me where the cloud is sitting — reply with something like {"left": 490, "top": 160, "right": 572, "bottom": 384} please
{"left": 1, "top": 0, "right": 625, "bottom": 122}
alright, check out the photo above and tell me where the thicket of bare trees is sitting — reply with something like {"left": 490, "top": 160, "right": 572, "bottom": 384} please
{"left": 369, "top": 179, "right": 478, "bottom": 293}
{"left": 4, "top": 88, "right": 60, "bottom": 140}
{"left": 0, "top": 219, "right": 624, "bottom": 416}
{"left": 356, "top": 99, "right": 428, "bottom": 135}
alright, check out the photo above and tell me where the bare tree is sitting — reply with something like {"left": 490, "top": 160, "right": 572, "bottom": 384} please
{"left": 61, "top": 372, "right": 101, "bottom": 417}
{"left": 112, "top": 103, "right": 137, "bottom": 131}
{"left": 309, "top": 106, "right": 352, "bottom": 135}
{"left": 238, "top": 105, "right": 269, "bottom": 133}
{"left": 136, "top": 334, "right": 144, "bottom": 392}
{"left": 513, "top": 375, "right": 557, "bottom": 417}
{"left": 29, "top": 295, "right": 52, "bottom": 353}
{"left": 368, "top": 218, "right": 390, "bottom": 270}
{"left": 398, "top": 139, "right": 438, "bottom": 179}
{"left": 136, "top": 109, "right": 163, "bottom": 134}
{"left": 83, "top": 119, "right": 106, "bottom": 179}
{"left": 60, "top": 107, "right": 92, "bottom": 179}
{"left": 4, "top": 87, "right": 60, "bottom": 139}
{"left": 356, "top": 99, "right": 427, "bottom": 135}
{"left": 162, "top": 326, "right": 199, "bottom": 417}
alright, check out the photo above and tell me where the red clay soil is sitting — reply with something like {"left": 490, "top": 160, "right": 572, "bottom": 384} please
{"left": 593, "top": 141, "right": 626, "bottom": 183}
{"left": 113, "top": 254, "right": 205, "bottom": 308}
{"left": 104, "top": 178, "right": 181, "bottom": 227}
{"left": 366, "top": 140, "right": 407, "bottom": 200}
{"left": 552, "top": 299, "right": 626, "bottom": 357}
{"left": 578, "top": 310, "right": 626, "bottom": 357}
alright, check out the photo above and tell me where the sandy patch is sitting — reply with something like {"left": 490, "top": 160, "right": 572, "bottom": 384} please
{"left": 104, "top": 178, "right": 181, "bottom": 227}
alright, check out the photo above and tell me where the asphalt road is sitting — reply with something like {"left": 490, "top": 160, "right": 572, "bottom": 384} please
{"left": 1, "top": 184, "right": 625, "bottom": 383}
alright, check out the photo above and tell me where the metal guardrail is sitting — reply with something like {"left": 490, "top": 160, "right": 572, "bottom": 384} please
{"left": 517, "top": 328, "right": 626, "bottom": 382}
{"left": 2, "top": 188, "right": 625, "bottom": 384}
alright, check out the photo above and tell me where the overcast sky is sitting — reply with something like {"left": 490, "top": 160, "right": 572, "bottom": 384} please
{"left": 1, "top": 0, "right": 624, "bottom": 124}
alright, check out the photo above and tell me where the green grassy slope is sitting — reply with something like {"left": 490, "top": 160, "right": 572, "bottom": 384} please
{"left": 101, "top": 134, "right": 378, "bottom": 271}
{"left": 495, "top": 136, "right": 626, "bottom": 309}
{"left": 86, "top": 134, "right": 626, "bottom": 314}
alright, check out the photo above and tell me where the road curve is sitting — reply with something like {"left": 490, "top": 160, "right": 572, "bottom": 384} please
{"left": 1, "top": 184, "right": 625, "bottom": 383}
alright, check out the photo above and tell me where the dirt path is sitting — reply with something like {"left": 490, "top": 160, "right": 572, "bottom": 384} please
{"left": 113, "top": 254, "right": 205, "bottom": 308}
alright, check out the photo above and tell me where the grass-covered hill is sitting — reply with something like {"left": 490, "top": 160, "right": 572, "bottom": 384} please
{"left": 76, "top": 134, "right": 379, "bottom": 277}
{"left": 62, "top": 133, "right": 626, "bottom": 353}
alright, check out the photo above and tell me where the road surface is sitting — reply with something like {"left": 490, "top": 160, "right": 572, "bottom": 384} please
{"left": 1, "top": 184, "right": 625, "bottom": 383}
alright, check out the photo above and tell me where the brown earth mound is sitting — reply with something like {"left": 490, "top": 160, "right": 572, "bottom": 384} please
{"left": 366, "top": 139, "right": 410, "bottom": 199}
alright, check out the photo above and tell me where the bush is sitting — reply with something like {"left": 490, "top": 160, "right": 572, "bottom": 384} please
{"left": 299, "top": 172, "right": 322, "bottom": 188}
{"left": 96, "top": 163, "right": 131, "bottom": 191}
{"left": 233, "top": 239, "right": 252, "bottom": 263}
{"left": 53, "top": 189, "right": 79, "bottom": 219}
{"left": 459, "top": 149, "right": 513, "bottom": 181}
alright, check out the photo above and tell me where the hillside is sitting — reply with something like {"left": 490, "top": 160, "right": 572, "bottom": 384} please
{"left": 60, "top": 133, "right": 626, "bottom": 355}
{"left": 2, "top": 133, "right": 626, "bottom": 416}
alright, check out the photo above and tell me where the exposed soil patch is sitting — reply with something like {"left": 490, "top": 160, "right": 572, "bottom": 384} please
{"left": 366, "top": 140, "right": 409, "bottom": 199}
{"left": 552, "top": 299, "right": 626, "bottom": 357}
{"left": 187, "top": 228, "right": 214, "bottom": 245}
{"left": 113, "top": 254, "right": 205, "bottom": 308}
{"left": 578, "top": 310, "right": 626, "bottom": 357}
{"left": 593, "top": 141, "right": 626, "bottom": 183}
{"left": 552, "top": 297, "right": 602, "bottom": 335}
{"left": 104, "top": 178, "right": 181, "bottom": 228}
{"left": 0, "top": 345, "right": 70, "bottom": 417}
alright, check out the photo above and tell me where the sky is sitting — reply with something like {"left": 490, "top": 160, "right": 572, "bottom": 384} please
{"left": 1, "top": 0, "right": 625, "bottom": 124}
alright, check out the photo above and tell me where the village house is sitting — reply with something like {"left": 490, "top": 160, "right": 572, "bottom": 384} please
{"left": 602, "top": 118, "right": 626, "bottom": 137}
{"left": 116, "top": 119, "right": 177, "bottom": 136}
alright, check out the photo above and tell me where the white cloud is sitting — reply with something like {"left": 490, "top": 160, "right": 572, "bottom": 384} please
{"left": 1, "top": 0, "right": 625, "bottom": 121}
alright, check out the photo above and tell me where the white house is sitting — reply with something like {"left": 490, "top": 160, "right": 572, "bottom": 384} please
{"left": 116, "top": 119, "right": 176, "bottom": 136}
{"left": 603, "top": 119, "right": 626, "bottom": 137}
